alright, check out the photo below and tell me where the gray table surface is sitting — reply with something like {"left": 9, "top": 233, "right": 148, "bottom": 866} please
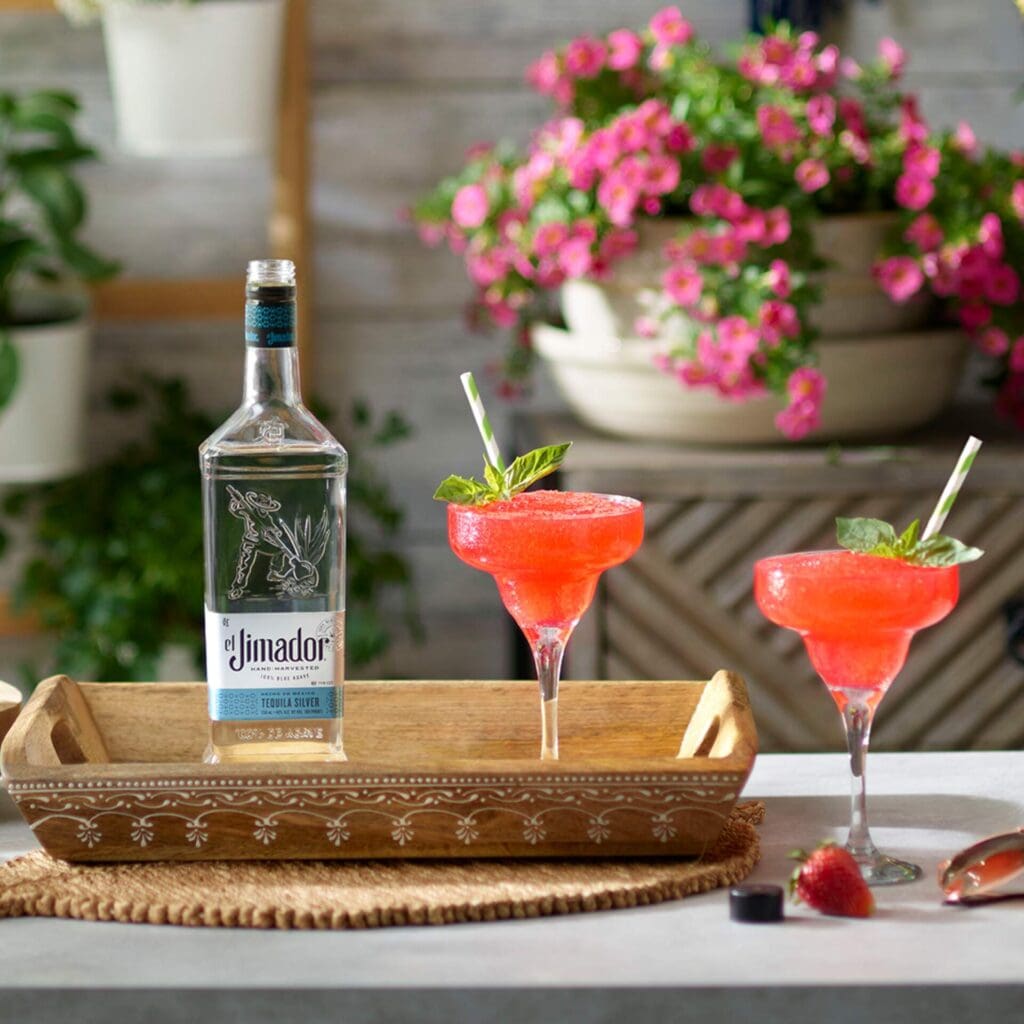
{"left": 1, "top": 750, "right": 1022, "bottom": 1024}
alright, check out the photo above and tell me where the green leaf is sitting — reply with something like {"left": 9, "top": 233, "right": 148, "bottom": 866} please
{"left": 0, "top": 331, "right": 19, "bottom": 411}
{"left": 483, "top": 460, "right": 505, "bottom": 495}
{"left": 435, "top": 442, "right": 572, "bottom": 506}
{"left": 836, "top": 515, "right": 984, "bottom": 567}
{"left": 836, "top": 517, "right": 897, "bottom": 553}
{"left": 9, "top": 109, "right": 77, "bottom": 150}
{"left": 18, "top": 165, "right": 85, "bottom": 232}
{"left": 432, "top": 475, "right": 492, "bottom": 505}
{"left": 56, "top": 236, "right": 120, "bottom": 282}
{"left": 504, "top": 442, "right": 571, "bottom": 495}
{"left": 910, "top": 535, "right": 985, "bottom": 568}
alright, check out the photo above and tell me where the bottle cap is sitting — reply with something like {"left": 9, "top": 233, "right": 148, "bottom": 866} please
{"left": 729, "top": 884, "right": 784, "bottom": 923}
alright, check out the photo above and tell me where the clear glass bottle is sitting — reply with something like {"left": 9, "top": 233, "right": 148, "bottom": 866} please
{"left": 200, "top": 259, "right": 347, "bottom": 762}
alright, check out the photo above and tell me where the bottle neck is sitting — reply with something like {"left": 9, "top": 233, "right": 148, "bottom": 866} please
{"left": 244, "top": 344, "right": 301, "bottom": 405}
{"left": 243, "top": 287, "right": 300, "bottom": 404}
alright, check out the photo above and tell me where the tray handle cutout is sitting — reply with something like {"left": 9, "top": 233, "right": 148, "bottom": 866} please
{"left": 1, "top": 675, "right": 110, "bottom": 774}
{"left": 677, "top": 670, "right": 758, "bottom": 762}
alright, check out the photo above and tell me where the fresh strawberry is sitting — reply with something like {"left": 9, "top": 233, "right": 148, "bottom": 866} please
{"left": 789, "top": 842, "right": 875, "bottom": 918}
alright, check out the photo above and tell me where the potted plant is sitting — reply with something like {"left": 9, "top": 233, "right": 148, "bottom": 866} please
{"left": 414, "top": 11, "right": 1024, "bottom": 443}
{"left": 1, "top": 377, "right": 420, "bottom": 684}
{"left": 0, "top": 89, "right": 118, "bottom": 481}
{"left": 57, "top": 0, "right": 286, "bottom": 158}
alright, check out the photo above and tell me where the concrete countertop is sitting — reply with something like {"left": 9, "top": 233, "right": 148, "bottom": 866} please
{"left": 1, "top": 751, "right": 1022, "bottom": 1024}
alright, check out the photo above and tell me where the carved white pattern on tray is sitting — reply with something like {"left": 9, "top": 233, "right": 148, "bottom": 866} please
{"left": 8, "top": 774, "right": 744, "bottom": 852}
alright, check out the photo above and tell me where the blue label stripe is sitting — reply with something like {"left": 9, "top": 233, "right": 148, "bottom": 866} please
{"left": 211, "top": 687, "right": 340, "bottom": 721}
{"left": 245, "top": 303, "right": 295, "bottom": 348}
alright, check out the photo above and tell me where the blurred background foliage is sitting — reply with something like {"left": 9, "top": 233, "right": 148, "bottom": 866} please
{"left": 0, "top": 375, "right": 419, "bottom": 686}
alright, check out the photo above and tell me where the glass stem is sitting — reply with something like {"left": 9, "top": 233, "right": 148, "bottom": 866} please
{"left": 533, "top": 630, "right": 565, "bottom": 761}
{"left": 841, "top": 696, "right": 880, "bottom": 862}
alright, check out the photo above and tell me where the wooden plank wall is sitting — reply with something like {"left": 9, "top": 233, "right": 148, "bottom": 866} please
{"left": 0, "top": 1, "right": 1021, "bottom": 687}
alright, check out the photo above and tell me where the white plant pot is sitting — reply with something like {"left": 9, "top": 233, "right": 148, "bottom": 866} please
{"left": 561, "top": 214, "right": 934, "bottom": 341}
{"left": 532, "top": 323, "right": 966, "bottom": 445}
{"left": 102, "top": 0, "right": 285, "bottom": 158}
{"left": 0, "top": 314, "right": 91, "bottom": 481}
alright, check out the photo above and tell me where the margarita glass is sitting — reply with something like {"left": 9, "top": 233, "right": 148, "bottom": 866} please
{"left": 755, "top": 550, "right": 959, "bottom": 885}
{"left": 449, "top": 490, "right": 644, "bottom": 759}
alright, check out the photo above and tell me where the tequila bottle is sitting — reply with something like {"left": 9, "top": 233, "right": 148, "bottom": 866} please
{"left": 200, "top": 259, "right": 347, "bottom": 762}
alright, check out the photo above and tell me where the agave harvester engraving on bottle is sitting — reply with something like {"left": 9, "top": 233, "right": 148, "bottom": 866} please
{"left": 200, "top": 259, "right": 347, "bottom": 762}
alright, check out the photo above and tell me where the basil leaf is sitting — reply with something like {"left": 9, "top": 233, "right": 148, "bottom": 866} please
{"left": 911, "top": 535, "right": 985, "bottom": 567}
{"left": 898, "top": 518, "right": 920, "bottom": 550}
{"left": 836, "top": 517, "right": 898, "bottom": 553}
{"left": 505, "top": 442, "right": 571, "bottom": 495}
{"left": 432, "top": 475, "right": 491, "bottom": 505}
{"left": 483, "top": 461, "right": 505, "bottom": 496}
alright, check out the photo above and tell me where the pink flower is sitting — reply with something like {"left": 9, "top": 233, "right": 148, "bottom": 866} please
{"left": 806, "top": 94, "right": 836, "bottom": 136}
{"left": 787, "top": 366, "right": 826, "bottom": 404}
{"left": 899, "top": 97, "right": 928, "bottom": 145}
{"left": 665, "top": 122, "right": 695, "bottom": 153}
{"left": 979, "top": 213, "right": 1005, "bottom": 260}
{"left": 585, "top": 129, "right": 621, "bottom": 172}
{"left": 716, "top": 315, "right": 760, "bottom": 356}
{"left": 775, "top": 398, "right": 821, "bottom": 440}
{"left": 959, "top": 302, "right": 992, "bottom": 332}
{"left": 757, "top": 105, "right": 801, "bottom": 150}
{"left": 758, "top": 300, "right": 800, "bottom": 344}
{"left": 767, "top": 259, "right": 791, "bottom": 298}
{"left": 816, "top": 44, "right": 839, "bottom": 88}
{"left": 733, "top": 207, "right": 768, "bottom": 244}
{"left": 895, "top": 172, "right": 935, "bottom": 211}
{"left": 557, "top": 237, "right": 594, "bottom": 278}
{"left": 526, "top": 51, "right": 561, "bottom": 94}
{"left": 904, "top": 214, "right": 944, "bottom": 252}
{"left": 711, "top": 232, "right": 748, "bottom": 266}
{"left": 838, "top": 98, "right": 867, "bottom": 139}
{"left": 782, "top": 54, "right": 818, "bottom": 91}
{"left": 953, "top": 121, "right": 978, "bottom": 158}
{"left": 612, "top": 114, "right": 651, "bottom": 153}
{"left": 416, "top": 221, "right": 446, "bottom": 247}
{"left": 649, "top": 6, "right": 694, "bottom": 46}
{"left": 763, "top": 207, "right": 792, "bottom": 245}
{"left": 599, "top": 228, "right": 638, "bottom": 262}
{"left": 874, "top": 255, "right": 924, "bottom": 303}
{"left": 877, "top": 36, "right": 906, "bottom": 78}
{"left": 986, "top": 264, "right": 1020, "bottom": 306}
{"left": 483, "top": 296, "right": 520, "bottom": 328}
{"left": 701, "top": 144, "right": 739, "bottom": 174}
{"left": 607, "top": 29, "right": 644, "bottom": 70}
{"left": 1010, "top": 337, "right": 1024, "bottom": 373}
{"left": 795, "top": 158, "right": 829, "bottom": 193}
{"left": 1011, "top": 181, "right": 1024, "bottom": 222}
{"left": 840, "top": 57, "right": 862, "bottom": 80}
{"left": 596, "top": 171, "right": 639, "bottom": 227}
{"left": 532, "top": 222, "right": 568, "bottom": 257}
{"left": 662, "top": 261, "right": 703, "bottom": 307}
{"left": 466, "top": 248, "right": 509, "bottom": 287}
{"left": 977, "top": 327, "right": 1010, "bottom": 356}
{"left": 564, "top": 36, "right": 607, "bottom": 79}
{"left": 904, "top": 144, "right": 940, "bottom": 179}
{"left": 646, "top": 155, "right": 681, "bottom": 195}
{"left": 451, "top": 184, "right": 490, "bottom": 228}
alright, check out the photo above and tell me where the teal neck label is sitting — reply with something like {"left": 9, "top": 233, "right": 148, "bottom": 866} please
{"left": 245, "top": 300, "right": 295, "bottom": 348}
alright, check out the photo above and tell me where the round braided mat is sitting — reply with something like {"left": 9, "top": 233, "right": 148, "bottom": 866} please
{"left": 0, "top": 803, "right": 763, "bottom": 929}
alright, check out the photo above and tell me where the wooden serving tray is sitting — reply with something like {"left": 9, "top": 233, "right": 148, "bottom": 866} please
{"left": 1, "top": 672, "right": 756, "bottom": 862}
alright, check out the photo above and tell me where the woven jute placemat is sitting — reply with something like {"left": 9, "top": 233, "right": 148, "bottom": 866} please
{"left": 0, "top": 802, "right": 764, "bottom": 929}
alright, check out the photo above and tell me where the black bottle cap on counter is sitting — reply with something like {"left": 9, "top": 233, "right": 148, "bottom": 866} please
{"left": 729, "top": 884, "right": 784, "bottom": 923}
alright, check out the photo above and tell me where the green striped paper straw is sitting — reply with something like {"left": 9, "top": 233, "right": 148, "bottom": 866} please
{"left": 460, "top": 371, "right": 506, "bottom": 474}
{"left": 922, "top": 435, "right": 983, "bottom": 540}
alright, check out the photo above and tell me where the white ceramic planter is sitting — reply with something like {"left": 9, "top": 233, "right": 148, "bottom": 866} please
{"left": 561, "top": 214, "right": 933, "bottom": 341}
{"left": 532, "top": 323, "right": 966, "bottom": 445}
{"left": 102, "top": 0, "right": 285, "bottom": 158}
{"left": 0, "top": 314, "right": 90, "bottom": 481}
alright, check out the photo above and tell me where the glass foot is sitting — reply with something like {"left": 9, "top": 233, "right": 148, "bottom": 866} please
{"left": 852, "top": 850, "right": 923, "bottom": 887}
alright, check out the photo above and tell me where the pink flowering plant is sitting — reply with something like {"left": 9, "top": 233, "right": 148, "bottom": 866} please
{"left": 413, "top": 10, "right": 1024, "bottom": 438}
